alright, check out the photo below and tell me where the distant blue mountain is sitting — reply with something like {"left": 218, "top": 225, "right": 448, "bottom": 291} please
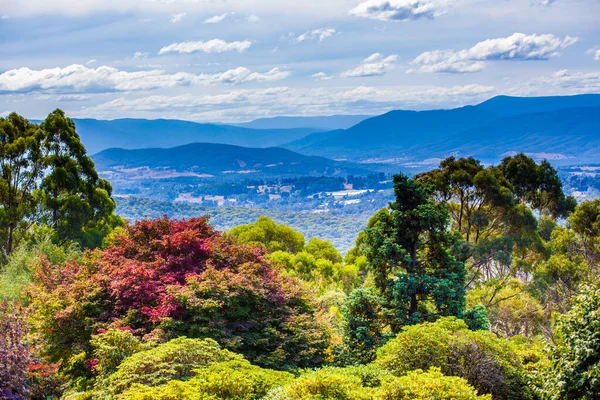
{"left": 476, "top": 94, "right": 600, "bottom": 116}
{"left": 92, "top": 142, "right": 375, "bottom": 177}
{"left": 282, "top": 94, "right": 600, "bottom": 163}
{"left": 284, "top": 106, "right": 499, "bottom": 159}
{"left": 234, "top": 115, "right": 372, "bottom": 130}
{"left": 70, "top": 118, "right": 322, "bottom": 154}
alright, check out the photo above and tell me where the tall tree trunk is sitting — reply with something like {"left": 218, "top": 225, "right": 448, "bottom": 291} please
{"left": 7, "top": 224, "right": 14, "bottom": 255}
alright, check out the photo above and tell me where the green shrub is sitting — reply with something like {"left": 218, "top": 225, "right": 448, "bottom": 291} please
{"left": 377, "top": 368, "right": 491, "bottom": 400}
{"left": 375, "top": 317, "right": 537, "bottom": 399}
{"left": 105, "top": 337, "right": 241, "bottom": 395}
{"left": 269, "top": 367, "right": 371, "bottom": 400}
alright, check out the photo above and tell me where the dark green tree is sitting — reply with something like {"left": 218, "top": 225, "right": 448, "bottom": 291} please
{"left": 364, "top": 174, "right": 467, "bottom": 332}
{"left": 500, "top": 153, "right": 576, "bottom": 218}
{"left": 39, "top": 109, "right": 119, "bottom": 248}
{"left": 340, "top": 288, "right": 385, "bottom": 363}
{"left": 0, "top": 110, "right": 119, "bottom": 252}
{"left": 569, "top": 199, "right": 600, "bottom": 270}
{"left": 0, "top": 113, "right": 44, "bottom": 254}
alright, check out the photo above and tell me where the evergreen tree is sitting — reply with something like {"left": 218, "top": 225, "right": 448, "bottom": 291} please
{"left": 0, "top": 113, "right": 44, "bottom": 254}
{"left": 340, "top": 288, "right": 385, "bottom": 363}
{"left": 39, "top": 109, "right": 118, "bottom": 247}
{"left": 364, "top": 173, "right": 467, "bottom": 332}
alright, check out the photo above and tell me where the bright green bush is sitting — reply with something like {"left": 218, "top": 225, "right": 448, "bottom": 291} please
{"left": 192, "top": 359, "right": 293, "bottom": 399}
{"left": 118, "top": 381, "right": 217, "bottom": 400}
{"left": 268, "top": 366, "right": 371, "bottom": 400}
{"left": 377, "top": 368, "right": 491, "bottom": 400}
{"left": 375, "top": 317, "right": 537, "bottom": 400}
{"left": 105, "top": 337, "right": 241, "bottom": 395}
{"left": 119, "top": 359, "right": 292, "bottom": 400}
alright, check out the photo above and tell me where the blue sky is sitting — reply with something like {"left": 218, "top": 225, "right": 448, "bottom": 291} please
{"left": 0, "top": 0, "right": 599, "bottom": 122}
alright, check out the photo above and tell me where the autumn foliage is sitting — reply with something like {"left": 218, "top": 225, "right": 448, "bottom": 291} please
{"left": 27, "top": 217, "right": 330, "bottom": 376}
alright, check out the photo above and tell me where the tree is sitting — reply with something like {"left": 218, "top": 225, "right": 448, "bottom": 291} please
{"left": 364, "top": 174, "right": 467, "bottom": 330}
{"left": 39, "top": 109, "right": 118, "bottom": 247}
{"left": 228, "top": 216, "right": 305, "bottom": 253}
{"left": 569, "top": 199, "right": 600, "bottom": 270}
{"left": 416, "top": 155, "right": 564, "bottom": 287}
{"left": 27, "top": 217, "right": 330, "bottom": 376}
{"left": 340, "top": 288, "right": 385, "bottom": 363}
{"left": 500, "top": 154, "right": 576, "bottom": 219}
{"left": 0, "top": 113, "right": 44, "bottom": 255}
{"left": 0, "top": 110, "right": 119, "bottom": 253}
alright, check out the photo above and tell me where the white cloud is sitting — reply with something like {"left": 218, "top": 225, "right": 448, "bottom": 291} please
{"left": 85, "top": 59, "right": 97, "bottom": 65}
{"left": 158, "top": 39, "right": 252, "bottom": 55}
{"left": 342, "top": 53, "right": 398, "bottom": 77}
{"left": 0, "top": 64, "right": 290, "bottom": 94}
{"left": 505, "top": 69, "right": 600, "bottom": 96}
{"left": 312, "top": 72, "right": 333, "bottom": 81}
{"left": 170, "top": 12, "right": 186, "bottom": 23}
{"left": 73, "top": 84, "right": 496, "bottom": 121}
{"left": 411, "top": 32, "right": 578, "bottom": 73}
{"left": 349, "top": 0, "right": 454, "bottom": 21}
{"left": 297, "top": 28, "right": 336, "bottom": 42}
{"left": 35, "top": 94, "right": 91, "bottom": 101}
{"left": 534, "top": 70, "right": 600, "bottom": 92}
{"left": 246, "top": 14, "right": 260, "bottom": 22}
{"left": 533, "top": 0, "right": 557, "bottom": 6}
{"left": 133, "top": 51, "right": 149, "bottom": 59}
{"left": 204, "top": 13, "right": 227, "bottom": 24}
{"left": 587, "top": 48, "right": 600, "bottom": 61}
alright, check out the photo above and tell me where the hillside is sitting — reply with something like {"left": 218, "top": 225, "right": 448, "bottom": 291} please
{"left": 70, "top": 118, "right": 322, "bottom": 154}
{"left": 476, "top": 94, "right": 600, "bottom": 116}
{"left": 283, "top": 94, "right": 600, "bottom": 163}
{"left": 436, "top": 106, "right": 600, "bottom": 162}
{"left": 283, "top": 106, "right": 499, "bottom": 159}
{"left": 234, "top": 114, "right": 371, "bottom": 130}
{"left": 92, "top": 142, "right": 375, "bottom": 178}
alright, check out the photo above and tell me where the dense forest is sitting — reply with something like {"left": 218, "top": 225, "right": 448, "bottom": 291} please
{"left": 2, "top": 111, "right": 600, "bottom": 400}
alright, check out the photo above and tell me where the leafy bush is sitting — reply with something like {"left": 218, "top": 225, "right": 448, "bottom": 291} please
{"left": 267, "top": 366, "right": 371, "bottom": 400}
{"left": 119, "top": 359, "right": 292, "bottom": 400}
{"left": 104, "top": 337, "right": 241, "bottom": 395}
{"left": 377, "top": 368, "right": 491, "bottom": 400}
{"left": 375, "top": 317, "right": 537, "bottom": 399}
{"left": 538, "top": 283, "right": 600, "bottom": 399}
{"left": 0, "top": 300, "right": 31, "bottom": 400}
{"left": 0, "top": 224, "right": 81, "bottom": 299}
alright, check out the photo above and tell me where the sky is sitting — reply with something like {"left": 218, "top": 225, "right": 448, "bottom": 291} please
{"left": 0, "top": 0, "right": 599, "bottom": 123}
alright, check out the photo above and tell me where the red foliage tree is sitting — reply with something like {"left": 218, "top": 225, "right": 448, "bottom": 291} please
{"left": 28, "top": 217, "right": 330, "bottom": 373}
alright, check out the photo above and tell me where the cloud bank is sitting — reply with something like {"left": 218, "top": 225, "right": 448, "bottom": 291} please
{"left": 158, "top": 39, "right": 252, "bottom": 55}
{"left": 411, "top": 33, "right": 577, "bottom": 73}
{"left": 349, "top": 0, "right": 454, "bottom": 21}
{"left": 0, "top": 64, "right": 290, "bottom": 94}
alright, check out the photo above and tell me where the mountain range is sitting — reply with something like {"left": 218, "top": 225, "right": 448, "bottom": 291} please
{"left": 234, "top": 115, "right": 371, "bottom": 131}
{"left": 282, "top": 94, "right": 600, "bottom": 164}
{"left": 67, "top": 118, "right": 322, "bottom": 155}
{"left": 92, "top": 142, "right": 374, "bottom": 179}
{"left": 70, "top": 94, "right": 600, "bottom": 167}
